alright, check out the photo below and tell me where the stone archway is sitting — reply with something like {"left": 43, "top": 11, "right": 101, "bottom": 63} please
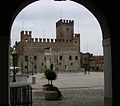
{"left": 0, "top": 0, "right": 113, "bottom": 106}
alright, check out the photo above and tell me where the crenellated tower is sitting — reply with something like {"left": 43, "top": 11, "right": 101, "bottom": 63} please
{"left": 56, "top": 19, "right": 74, "bottom": 42}
{"left": 20, "top": 31, "right": 32, "bottom": 42}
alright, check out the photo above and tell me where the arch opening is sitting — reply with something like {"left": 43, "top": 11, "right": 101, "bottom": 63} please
{"left": 9, "top": 0, "right": 112, "bottom": 106}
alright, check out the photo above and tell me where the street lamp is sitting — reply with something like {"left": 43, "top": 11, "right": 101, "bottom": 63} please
{"left": 25, "top": 56, "right": 29, "bottom": 77}
{"left": 34, "top": 61, "right": 37, "bottom": 74}
{"left": 29, "top": 57, "right": 34, "bottom": 75}
{"left": 12, "top": 52, "right": 18, "bottom": 82}
{"left": 31, "top": 61, "right": 34, "bottom": 75}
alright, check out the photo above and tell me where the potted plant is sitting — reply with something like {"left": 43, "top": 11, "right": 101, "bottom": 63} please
{"left": 43, "top": 69, "right": 63, "bottom": 100}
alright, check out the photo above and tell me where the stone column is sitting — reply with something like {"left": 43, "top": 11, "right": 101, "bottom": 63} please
{"left": 0, "top": 35, "right": 10, "bottom": 106}
{"left": 103, "top": 38, "right": 112, "bottom": 106}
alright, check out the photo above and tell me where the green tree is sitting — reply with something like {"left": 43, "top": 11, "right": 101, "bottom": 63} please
{"left": 44, "top": 69, "right": 57, "bottom": 85}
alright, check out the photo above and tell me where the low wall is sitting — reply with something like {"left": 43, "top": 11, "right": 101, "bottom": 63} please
{"left": 9, "top": 74, "right": 28, "bottom": 83}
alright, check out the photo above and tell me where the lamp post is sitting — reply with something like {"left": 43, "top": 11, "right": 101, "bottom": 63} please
{"left": 12, "top": 52, "right": 18, "bottom": 82}
{"left": 29, "top": 57, "right": 34, "bottom": 75}
{"left": 25, "top": 56, "right": 29, "bottom": 77}
{"left": 31, "top": 61, "right": 34, "bottom": 75}
{"left": 34, "top": 61, "right": 37, "bottom": 74}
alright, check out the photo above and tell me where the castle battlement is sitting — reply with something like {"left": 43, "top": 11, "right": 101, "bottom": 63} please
{"left": 21, "top": 29, "right": 80, "bottom": 45}
{"left": 29, "top": 38, "right": 56, "bottom": 43}
{"left": 20, "top": 30, "right": 56, "bottom": 43}
{"left": 21, "top": 31, "right": 32, "bottom": 42}
{"left": 56, "top": 19, "right": 74, "bottom": 27}
{"left": 21, "top": 30, "right": 32, "bottom": 36}
{"left": 20, "top": 18, "right": 80, "bottom": 44}
{"left": 74, "top": 34, "right": 80, "bottom": 37}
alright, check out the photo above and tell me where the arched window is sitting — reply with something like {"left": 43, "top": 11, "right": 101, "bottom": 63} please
{"left": 25, "top": 55, "right": 28, "bottom": 62}
{"left": 75, "top": 56, "right": 78, "bottom": 60}
{"left": 34, "top": 56, "right": 37, "bottom": 60}
{"left": 69, "top": 55, "right": 72, "bottom": 60}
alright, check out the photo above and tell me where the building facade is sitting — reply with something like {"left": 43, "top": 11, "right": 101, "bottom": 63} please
{"left": 15, "top": 19, "right": 81, "bottom": 73}
{"left": 89, "top": 55, "right": 104, "bottom": 72}
{"left": 81, "top": 52, "right": 104, "bottom": 72}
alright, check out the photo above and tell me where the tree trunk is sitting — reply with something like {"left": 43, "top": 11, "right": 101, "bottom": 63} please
{"left": 51, "top": 80, "right": 52, "bottom": 85}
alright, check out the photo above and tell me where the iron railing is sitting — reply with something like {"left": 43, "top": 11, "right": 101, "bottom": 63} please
{"left": 10, "top": 83, "right": 32, "bottom": 106}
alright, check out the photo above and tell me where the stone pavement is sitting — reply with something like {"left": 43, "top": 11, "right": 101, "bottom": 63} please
{"left": 32, "top": 87, "right": 104, "bottom": 106}
{"left": 27, "top": 72, "right": 104, "bottom": 106}
{"left": 27, "top": 72, "right": 104, "bottom": 89}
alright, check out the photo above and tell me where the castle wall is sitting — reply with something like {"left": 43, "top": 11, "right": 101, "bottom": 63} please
{"left": 16, "top": 19, "right": 81, "bottom": 73}
{"left": 16, "top": 39, "right": 80, "bottom": 73}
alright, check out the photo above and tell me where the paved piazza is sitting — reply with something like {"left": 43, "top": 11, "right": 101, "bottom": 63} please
{"left": 28, "top": 72, "right": 104, "bottom": 106}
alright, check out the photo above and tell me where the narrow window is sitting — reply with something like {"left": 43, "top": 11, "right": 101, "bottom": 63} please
{"left": 44, "top": 57, "right": 46, "bottom": 60}
{"left": 25, "top": 55, "right": 28, "bottom": 62}
{"left": 59, "top": 63, "right": 61, "bottom": 65}
{"left": 34, "top": 66, "right": 36, "bottom": 69}
{"left": 59, "top": 55, "right": 62, "bottom": 60}
{"left": 69, "top": 56, "right": 72, "bottom": 60}
{"left": 25, "top": 66, "right": 28, "bottom": 69}
{"left": 75, "top": 41, "right": 77, "bottom": 43}
{"left": 75, "top": 56, "right": 78, "bottom": 60}
{"left": 34, "top": 56, "right": 37, "bottom": 60}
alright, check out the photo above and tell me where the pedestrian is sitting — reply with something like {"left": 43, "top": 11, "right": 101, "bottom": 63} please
{"left": 87, "top": 66, "right": 90, "bottom": 74}
{"left": 85, "top": 69, "right": 87, "bottom": 74}
{"left": 88, "top": 69, "right": 90, "bottom": 74}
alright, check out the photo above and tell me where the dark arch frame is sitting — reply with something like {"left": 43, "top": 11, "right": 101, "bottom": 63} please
{"left": 1, "top": 0, "right": 120, "bottom": 106}
{"left": 10, "top": 1, "right": 111, "bottom": 106}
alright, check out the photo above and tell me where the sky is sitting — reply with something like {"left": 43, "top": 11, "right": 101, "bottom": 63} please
{"left": 10, "top": 0, "right": 103, "bottom": 55}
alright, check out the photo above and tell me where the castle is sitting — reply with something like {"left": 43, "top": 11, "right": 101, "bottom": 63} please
{"left": 15, "top": 19, "right": 81, "bottom": 73}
